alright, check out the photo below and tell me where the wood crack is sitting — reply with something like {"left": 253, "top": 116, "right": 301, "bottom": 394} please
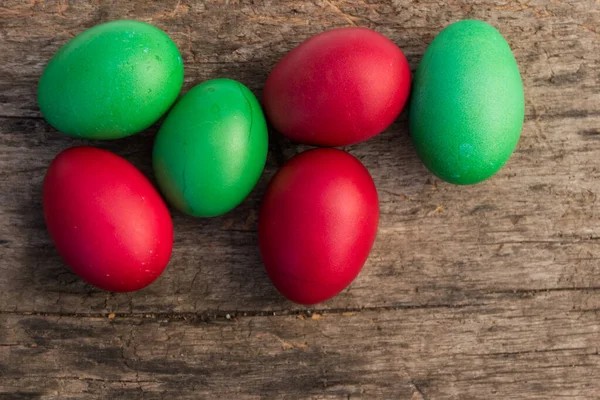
{"left": 0, "top": 302, "right": 484, "bottom": 320}
{"left": 463, "top": 347, "right": 593, "bottom": 357}
{"left": 3, "top": 376, "right": 159, "bottom": 384}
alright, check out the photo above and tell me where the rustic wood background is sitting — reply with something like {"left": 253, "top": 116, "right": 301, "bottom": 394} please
{"left": 1, "top": 0, "right": 599, "bottom": 399}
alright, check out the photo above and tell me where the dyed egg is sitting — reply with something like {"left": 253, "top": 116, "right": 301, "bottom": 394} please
{"left": 258, "top": 148, "right": 379, "bottom": 305}
{"left": 38, "top": 20, "right": 184, "bottom": 139}
{"left": 263, "top": 27, "right": 411, "bottom": 146}
{"left": 43, "top": 147, "right": 173, "bottom": 292}
{"left": 153, "top": 78, "right": 268, "bottom": 217}
{"left": 409, "top": 20, "right": 524, "bottom": 184}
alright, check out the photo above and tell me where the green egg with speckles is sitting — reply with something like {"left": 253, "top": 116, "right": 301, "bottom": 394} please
{"left": 38, "top": 20, "right": 184, "bottom": 139}
{"left": 153, "top": 78, "right": 269, "bottom": 217}
{"left": 409, "top": 20, "right": 524, "bottom": 185}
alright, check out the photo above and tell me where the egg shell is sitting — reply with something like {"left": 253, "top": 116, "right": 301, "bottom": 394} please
{"left": 263, "top": 27, "right": 411, "bottom": 146}
{"left": 38, "top": 20, "right": 184, "bottom": 139}
{"left": 258, "top": 148, "right": 379, "bottom": 305}
{"left": 153, "top": 78, "right": 268, "bottom": 217}
{"left": 409, "top": 20, "right": 524, "bottom": 185}
{"left": 43, "top": 147, "right": 173, "bottom": 292}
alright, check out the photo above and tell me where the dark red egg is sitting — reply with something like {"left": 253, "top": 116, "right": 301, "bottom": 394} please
{"left": 43, "top": 146, "right": 173, "bottom": 292}
{"left": 263, "top": 27, "right": 411, "bottom": 146}
{"left": 258, "top": 148, "right": 379, "bottom": 305}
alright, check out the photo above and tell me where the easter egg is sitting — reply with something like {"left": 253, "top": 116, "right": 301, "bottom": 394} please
{"left": 38, "top": 20, "right": 184, "bottom": 139}
{"left": 43, "top": 147, "right": 173, "bottom": 292}
{"left": 263, "top": 27, "right": 411, "bottom": 146}
{"left": 258, "top": 148, "right": 379, "bottom": 305}
{"left": 409, "top": 20, "right": 524, "bottom": 185}
{"left": 153, "top": 78, "right": 268, "bottom": 217}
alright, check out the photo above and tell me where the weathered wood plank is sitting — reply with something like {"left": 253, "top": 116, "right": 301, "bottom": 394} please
{"left": 1, "top": 292, "right": 599, "bottom": 399}
{"left": 2, "top": 111, "right": 600, "bottom": 313}
{"left": 1, "top": 0, "right": 599, "bottom": 119}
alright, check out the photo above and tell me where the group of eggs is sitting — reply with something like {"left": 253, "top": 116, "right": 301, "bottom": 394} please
{"left": 39, "top": 19, "right": 524, "bottom": 305}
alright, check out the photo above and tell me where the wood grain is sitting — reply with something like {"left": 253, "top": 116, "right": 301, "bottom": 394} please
{"left": 1, "top": 0, "right": 599, "bottom": 398}
{"left": 2, "top": 292, "right": 600, "bottom": 399}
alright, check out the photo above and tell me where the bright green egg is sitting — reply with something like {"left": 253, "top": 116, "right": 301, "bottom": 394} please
{"left": 409, "top": 20, "right": 524, "bottom": 185}
{"left": 153, "top": 78, "right": 269, "bottom": 217}
{"left": 38, "top": 20, "right": 183, "bottom": 139}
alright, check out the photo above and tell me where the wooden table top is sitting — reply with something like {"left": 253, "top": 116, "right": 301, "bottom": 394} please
{"left": 1, "top": 1, "right": 599, "bottom": 399}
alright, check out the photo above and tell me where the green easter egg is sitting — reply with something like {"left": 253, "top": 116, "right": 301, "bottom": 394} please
{"left": 409, "top": 20, "right": 524, "bottom": 185}
{"left": 153, "top": 79, "right": 269, "bottom": 217}
{"left": 38, "top": 20, "right": 184, "bottom": 139}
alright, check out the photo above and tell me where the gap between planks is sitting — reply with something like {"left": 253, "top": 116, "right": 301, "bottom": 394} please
{"left": 3, "top": 285, "right": 600, "bottom": 320}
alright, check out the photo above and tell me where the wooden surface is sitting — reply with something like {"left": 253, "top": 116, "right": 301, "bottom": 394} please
{"left": 1, "top": 1, "right": 600, "bottom": 399}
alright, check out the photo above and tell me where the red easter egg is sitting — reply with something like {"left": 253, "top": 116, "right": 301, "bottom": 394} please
{"left": 263, "top": 27, "right": 411, "bottom": 146}
{"left": 258, "top": 148, "right": 379, "bottom": 305}
{"left": 43, "top": 146, "right": 173, "bottom": 292}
